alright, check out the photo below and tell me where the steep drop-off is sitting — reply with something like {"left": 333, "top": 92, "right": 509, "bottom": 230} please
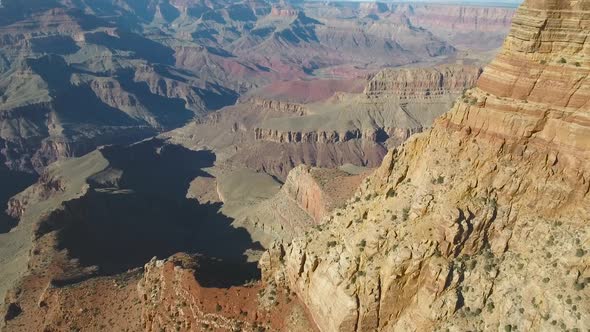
{"left": 234, "top": 165, "right": 369, "bottom": 247}
{"left": 170, "top": 64, "right": 482, "bottom": 180}
{"left": 261, "top": 1, "right": 590, "bottom": 331}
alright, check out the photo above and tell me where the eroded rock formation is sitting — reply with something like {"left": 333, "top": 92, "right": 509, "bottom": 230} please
{"left": 364, "top": 65, "right": 482, "bottom": 99}
{"left": 261, "top": 1, "right": 590, "bottom": 331}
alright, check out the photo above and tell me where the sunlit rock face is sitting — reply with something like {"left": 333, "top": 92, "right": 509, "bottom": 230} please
{"left": 261, "top": 1, "right": 590, "bottom": 331}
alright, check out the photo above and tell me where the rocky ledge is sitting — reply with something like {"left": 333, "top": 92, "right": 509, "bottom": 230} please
{"left": 364, "top": 65, "right": 482, "bottom": 99}
{"left": 260, "top": 0, "right": 590, "bottom": 331}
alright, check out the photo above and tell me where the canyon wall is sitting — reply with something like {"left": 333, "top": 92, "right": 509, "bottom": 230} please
{"left": 261, "top": 1, "right": 590, "bottom": 331}
{"left": 253, "top": 65, "right": 481, "bottom": 147}
{"left": 364, "top": 65, "right": 482, "bottom": 99}
{"left": 399, "top": 4, "right": 514, "bottom": 33}
{"left": 396, "top": 3, "right": 515, "bottom": 49}
{"left": 248, "top": 97, "right": 309, "bottom": 116}
{"left": 234, "top": 165, "right": 368, "bottom": 247}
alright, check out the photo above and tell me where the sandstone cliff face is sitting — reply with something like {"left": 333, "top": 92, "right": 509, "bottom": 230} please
{"left": 248, "top": 97, "right": 309, "bottom": 116}
{"left": 395, "top": 4, "right": 515, "bottom": 50}
{"left": 364, "top": 65, "right": 482, "bottom": 100}
{"left": 254, "top": 128, "right": 363, "bottom": 144}
{"left": 254, "top": 65, "right": 482, "bottom": 146}
{"left": 233, "top": 165, "right": 367, "bottom": 248}
{"left": 399, "top": 4, "right": 514, "bottom": 33}
{"left": 261, "top": 1, "right": 590, "bottom": 331}
{"left": 281, "top": 166, "right": 336, "bottom": 224}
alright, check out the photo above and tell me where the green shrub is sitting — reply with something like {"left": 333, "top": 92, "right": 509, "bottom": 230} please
{"left": 386, "top": 188, "right": 396, "bottom": 197}
{"left": 487, "top": 301, "right": 495, "bottom": 312}
{"left": 558, "top": 58, "right": 567, "bottom": 64}
{"left": 401, "top": 207, "right": 410, "bottom": 221}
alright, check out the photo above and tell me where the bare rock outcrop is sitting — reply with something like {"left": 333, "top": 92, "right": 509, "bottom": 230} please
{"left": 261, "top": 1, "right": 590, "bottom": 331}
{"left": 254, "top": 65, "right": 482, "bottom": 146}
{"left": 235, "top": 165, "right": 368, "bottom": 247}
{"left": 364, "top": 65, "right": 482, "bottom": 99}
{"left": 248, "top": 97, "right": 309, "bottom": 116}
{"left": 282, "top": 165, "right": 368, "bottom": 223}
{"left": 395, "top": 4, "right": 515, "bottom": 49}
{"left": 138, "top": 254, "right": 315, "bottom": 332}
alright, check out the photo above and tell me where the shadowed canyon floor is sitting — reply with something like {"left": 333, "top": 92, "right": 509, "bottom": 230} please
{"left": 47, "top": 140, "right": 262, "bottom": 287}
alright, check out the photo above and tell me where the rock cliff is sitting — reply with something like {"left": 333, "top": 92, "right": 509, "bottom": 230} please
{"left": 236, "top": 165, "right": 368, "bottom": 246}
{"left": 396, "top": 3, "right": 515, "bottom": 50}
{"left": 261, "top": 1, "right": 590, "bottom": 331}
{"left": 364, "top": 65, "right": 482, "bottom": 99}
{"left": 253, "top": 65, "right": 481, "bottom": 147}
{"left": 137, "top": 254, "right": 317, "bottom": 332}
{"left": 248, "top": 97, "right": 309, "bottom": 116}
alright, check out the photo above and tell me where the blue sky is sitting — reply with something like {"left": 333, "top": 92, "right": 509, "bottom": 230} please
{"left": 308, "top": 0, "right": 524, "bottom": 4}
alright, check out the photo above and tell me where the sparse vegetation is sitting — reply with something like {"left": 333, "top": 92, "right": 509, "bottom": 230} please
{"left": 558, "top": 57, "right": 567, "bottom": 64}
{"left": 386, "top": 188, "right": 397, "bottom": 198}
{"left": 401, "top": 207, "right": 410, "bottom": 221}
{"left": 487, "top": 301, "right": 495, "bottom": 312}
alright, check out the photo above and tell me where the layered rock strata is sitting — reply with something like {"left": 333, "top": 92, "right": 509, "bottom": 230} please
{"left": 364, "top": 65, "right": 482, "bottom": 99}
{"left": 235, "top": 165, "right": 368, "bottom": 247}
{"left": 254, "top": 65, "right": 482, "bottom": 146}
{"left": 261, "top": 1, "right": 590, "bottom": 331}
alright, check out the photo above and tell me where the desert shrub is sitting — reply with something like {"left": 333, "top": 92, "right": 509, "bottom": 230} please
{"left": 386, "top": 188, "right": 396, "bottom": 197}
{"left": 487, "top": 301, "right": 495, "bottom": 312}
{"left": 401, "top": 207, "right": 410, "bottom": 221}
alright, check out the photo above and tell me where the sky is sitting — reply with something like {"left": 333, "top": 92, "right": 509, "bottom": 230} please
{"left": 310, "top": 0, "right": 524, "bottom": 4}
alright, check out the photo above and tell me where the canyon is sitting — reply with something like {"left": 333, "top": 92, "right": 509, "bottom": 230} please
{"left": 261, "top": 0, "right": 590, "bottom": 331}
{"left": 1, "top": 0, "right": 564, "bottom": 331}
{"left": 0, "top": 0, "right": 514, "bottom": 232}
